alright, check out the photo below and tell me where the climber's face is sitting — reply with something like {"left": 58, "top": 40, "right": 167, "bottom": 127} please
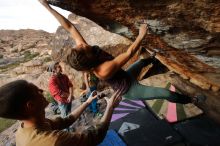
{"left": 54, "top": 63, "right": 62, "bottom": 75}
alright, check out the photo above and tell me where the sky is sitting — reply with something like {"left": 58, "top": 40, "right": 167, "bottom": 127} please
{"left": 0, "top": 0, "right": 71, "bottom": 33}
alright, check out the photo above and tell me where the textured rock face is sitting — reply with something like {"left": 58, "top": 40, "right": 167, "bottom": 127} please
{"left": 0, "top": 29, "right": 53, "bottom": 90}
{"left": 51, "top": 13, "right": 131, "bottom": 60}
{"left": 48, "top": 0, "right": 219, "bottom": 29}
{"left": 48, "top": 0, "right": 220, "bottom": 33}
{"left": 47, "top": 0, "right": 220, "bottom": 122}
{"left": 48, "top": 0, "right": 220, "bottom": 66}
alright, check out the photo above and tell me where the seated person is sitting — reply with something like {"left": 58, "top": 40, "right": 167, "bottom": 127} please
{"left": 0, "top": 80, "right": 122, "bottom": 146}
{"left": 84, "top": 72, "right": 102, "bottom": 116}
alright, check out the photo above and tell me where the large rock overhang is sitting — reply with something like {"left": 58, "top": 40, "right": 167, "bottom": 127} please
{"left": 48, "top": 0, "right": 220, "bottom": 122}
{"left": 47, "top": 0, "right": 220, "bottom": 90}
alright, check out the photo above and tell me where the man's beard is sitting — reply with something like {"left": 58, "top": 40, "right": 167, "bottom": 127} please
{"left": 57, "top": 72, "right": 62, "bottom": 76}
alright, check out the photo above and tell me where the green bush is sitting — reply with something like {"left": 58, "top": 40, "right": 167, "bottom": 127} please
{"left": 0, "top": 62, "right": 20, "bottom": 72}
{"left": 0, "top": 118, "right": 16, "bottom": 132}
{"left": 23, "top": 50, "right": 31, "bottom": 56}
{"left": 0, "top": 52, "right": 39, "bottom": 73}
{"left": 43, "top": 57, "right": 52, "bottom": 62}
{"left": 24, "top": 52, "right": 39, "bottom": 61}
{"left": 11, "top": 48, "right": 18, "bottom": 53}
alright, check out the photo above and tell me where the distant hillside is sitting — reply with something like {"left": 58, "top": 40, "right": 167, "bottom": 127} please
{"left": 0, "top": 29, "right": 54, "bottom": 88}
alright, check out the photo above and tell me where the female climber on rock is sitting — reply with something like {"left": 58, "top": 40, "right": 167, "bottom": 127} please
{"left": 39, "top": 0, "right": 206, "bottom": 104}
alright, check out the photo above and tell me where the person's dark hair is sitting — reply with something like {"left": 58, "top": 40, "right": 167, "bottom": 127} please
{"left": 66, "top": 46, "right": 101, "bottom": 71}
{"left": 0, "top": 80, "right": 35, "bottom": 120}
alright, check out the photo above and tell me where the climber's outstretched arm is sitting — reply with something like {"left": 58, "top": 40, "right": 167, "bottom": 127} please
{"left": 93, "top": 24, "right": 148, "bottom": 80}
{"left": 38, "top": 0, "right": 88, "bottom": 47}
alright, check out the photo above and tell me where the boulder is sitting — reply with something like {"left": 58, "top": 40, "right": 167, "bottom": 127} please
{"left": 51, "top": 13, "right": 131, "bottom": 61}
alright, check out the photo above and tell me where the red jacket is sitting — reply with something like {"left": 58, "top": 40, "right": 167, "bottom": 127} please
{"left": 49, "top": 74, "right": 73, "bottom": 103}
